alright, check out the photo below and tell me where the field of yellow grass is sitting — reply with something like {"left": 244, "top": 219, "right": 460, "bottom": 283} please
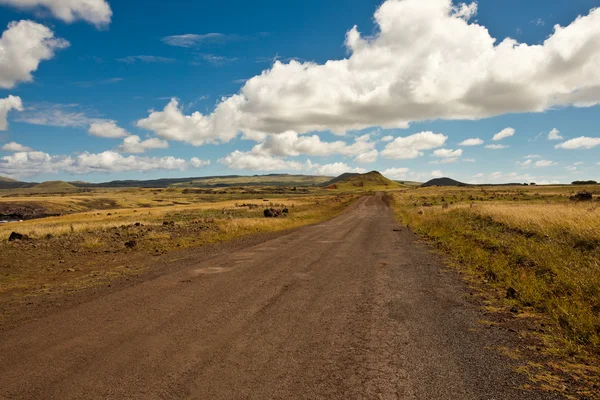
{"left": 0, "top": 189, "right": 357, "bottom": 314}
{"left": 393, "top": 185, "right": 600, "bottom": 359}
{"left": 0, "top": 196, "right": 320, "bottom": 240}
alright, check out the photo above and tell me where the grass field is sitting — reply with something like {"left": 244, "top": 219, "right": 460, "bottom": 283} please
{"left": 0, "top": 186, "right": 358, "bottom": 314}
{"left": 392, "top": 184, "right": 600, "bottom": 359}
{"left": 3, "top": 178, "right": 600, "bottom": 391}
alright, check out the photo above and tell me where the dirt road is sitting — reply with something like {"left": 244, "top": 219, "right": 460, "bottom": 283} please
{"left": 0, "top": 194, "right": 553, "bottom": 399}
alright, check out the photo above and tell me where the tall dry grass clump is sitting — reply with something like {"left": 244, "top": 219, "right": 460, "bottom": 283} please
{"left": 395, "top": 194, "right": 600, "bottom": 357}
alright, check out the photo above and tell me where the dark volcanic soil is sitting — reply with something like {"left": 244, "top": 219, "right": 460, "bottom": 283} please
{"left": 0, "top": 194, "right": 565, "bottom": 399}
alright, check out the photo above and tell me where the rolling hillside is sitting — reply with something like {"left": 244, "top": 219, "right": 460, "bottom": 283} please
{"left": 32, "top": 181, "right": 78, "bottom": 191}
{"left": 324, "top": 171, "right": 402, "bottom": 190}
{"left": 421, "top": 177, "right": 469, "bottom": 187}
{"left": 70, "top": 174, "right": 332, "bottom": 189}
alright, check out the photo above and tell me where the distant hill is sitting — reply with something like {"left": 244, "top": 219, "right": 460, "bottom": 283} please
{"left": 72, "top": 174, "right": 332, "bottom": 189}
{"left": 324, "top": 171, "right": 401, "bottom": 190}
{"left": 0, "top": 176, "right": 34, "bottom": 190}
{"left": 32, "top": 181, "right": 78, "bottom": 191}
{"left": 394, "top": 180, "right": 422, "bottom": 186}
{"left": 322, "top": 173, "right": 361, "bottom": 186}
{"left": 422, "top": 177, "right": 469, "bottom": 187}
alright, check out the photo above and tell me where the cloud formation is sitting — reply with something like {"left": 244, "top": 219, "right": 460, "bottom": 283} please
{"left": 0, "top": 150, "right": 189, "bottom": 178}
{"left": 190, "top": 157, "right": 210, "bottom": 168}
{"left": 249, "top": 132, "right": 376, "bottom": 158}
{"left": 459, "top": 138, "right": 484, "bottom": 146}
{"left": 1, "top": 141, "right": 32, "bottom": 152}
{"left": 161, "top": 33, "right": 237, "bottom": 47}
{"left": 555, "top": 137, "right": 600, "bottom": 149}
{"left": 381, "top": 131, "right": 447, "bottom": 159}
{"left": 548, "top": 128, "right": 563, "bottom": 140}
{"left": 0, "top": 95, "right": 23, "bottom": 130}
{"left": 535, "top": 160, "right": 557, "bottom": 168}
{"left": 218, "top": 151, "right": 366, "bottom": 175}
{"left": 88, "top": 120, "right": 129, "bottom": 138}
{"left": 382, "top": 167, "right": 409, "bottom": 180}
{"left": 16, "top": 103, "right": 100, "bottom": 127}
{"left": 0, "top": 20, "right": 69, "bottom": 89}
{"left": 312, "top": 162, "right": 366, "bottom": 176}
{"left": 137, "top": 98, "right": 240, "bottom": 146}
{"left": 492, "top": 127, "right": 515, "bottom": 141}
{"left": 139, "top": 0, "right": 600, "bottom": 143}
{"left": 118, "top": 55, "right": 176, "bottom": 64}
{"left": 118, "top": 135, "right": 169, "bottom": 154}
{"left": 433, "top": 148, "right": 462, "bottom": 158}
{"left": 0, "top": 0, "right": 112, "bottom": 27}
{"left": 354, "top": 150, "right": 378, "bottom": 164}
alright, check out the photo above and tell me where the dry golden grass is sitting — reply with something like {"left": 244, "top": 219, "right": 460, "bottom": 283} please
{"left": 393, "top": 186, "right": 600, "bottom": 359}
{"left": 470, "top": 203, "right": 600, "bottom": 244}
{"left": 0, "top": 197, "right": 317, "bottom": 240}
{"left": 0, "top": 192, "right": 357, "bottom": 306}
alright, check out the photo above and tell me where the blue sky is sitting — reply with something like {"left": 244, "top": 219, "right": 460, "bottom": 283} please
{"left": 0, "top": 0, "right": 599, "bottom": 183}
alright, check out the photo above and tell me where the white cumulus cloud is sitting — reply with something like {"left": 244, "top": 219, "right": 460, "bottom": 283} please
{"left": 0, "top": 150, "right": 188, "bottom": 178}
{"left": 218, "top": 151, "right": 305, "bottom": 172}
{"left": 380, "top": 135, "right": 394, "bottom": 142}
{"left": 492, "top": 127, "right": 515, "bottom": 141}
{"left": 433, "top": 148, "right": 462, "bottom": 158}
{"left": 190, "top": 157, "right": 210, "bottom": 168}
{"left": 0, "top": 21, "right": 69, "bottom": 89}
{"left": 137, "top": 98, "right": 240, "bottom": 146}
{"left": 0, "top": 95, "right": 23, "bottom": 130}
{"left": 548, "top": 128, "right": 563, "bottom": 140}
{"left": 555, "top": 136, "right": 600, "bottom": 149}
{"left": 139, "top": 0, "right": 600, "bottom": 142}
{"left": 485, "top": 144, "right": 508, "bottom": 149}
{"left": 218, "top": 151, "right": 366, "bottom": 175}
{"left": 354, "top": 149, "right": 379, "bottom": 164}
{"left": 249, "top": 131, "right": 376, "bottom": 157}
{"left": 312, "top": 162, "right": 366, "bottom": 176}
{"left": 0, "top": 0, "right": 112, "bottom": 27}
{"left": 382, "top": 167, "right": 410, "bottom": 180}
{"left": 381, "top": 131, "right": 447, "bottom": 159}
{"left": 88, "top": 120, "right": 130, "bottom": 138}
{"left": 459, "top": 138, "right": 484, "bottom": 146}
{"left": 535, "top": 160, "right": 557, "bottom": 168}
{"left": 118, "top": 135, "right": 169, "bottom": 154}
{"left": 430, "top": 157, "right": 459, "bottom": 164}
{"left": 1, "top": 141, "right": 33, "bottom": 152}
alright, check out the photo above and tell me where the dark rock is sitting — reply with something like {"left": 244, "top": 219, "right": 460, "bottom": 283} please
{"left": 134, "top": 222, "right": 141, "bottom": 227}
{"left": 570, "top": 191, "right": 593, "bottom": 201}
{"left": 264, "top": 208, "right": 283, "bottom": 218}
{"left": 506, "top": 287, "right": 519, "bottom": 299}
{"left": 8, "top": 232, "right": 29, "bottom": 242}
{"left": 124, "top": 240, "right": 137, "bottom": 249}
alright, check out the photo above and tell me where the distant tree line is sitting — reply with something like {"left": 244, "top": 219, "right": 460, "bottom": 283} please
{"left": 572, "top": 180, "right": 598, "bottom": 185}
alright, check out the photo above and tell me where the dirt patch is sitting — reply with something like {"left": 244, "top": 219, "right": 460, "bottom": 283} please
{"left": 75, "top": 198, "right": 120, "bottom": 210}
{"left": 0, "top": 202, "right": 60, "bottom": 220}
